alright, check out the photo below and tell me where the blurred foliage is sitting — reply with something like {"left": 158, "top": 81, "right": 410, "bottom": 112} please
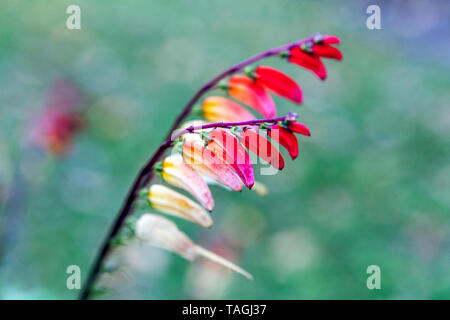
{"left": 0, "top": 0, "right": 449, "bottom": 299}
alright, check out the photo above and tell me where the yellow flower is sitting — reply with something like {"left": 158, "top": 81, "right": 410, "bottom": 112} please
{"left": 147, "top": 184, "right": 212, "bottom": 228}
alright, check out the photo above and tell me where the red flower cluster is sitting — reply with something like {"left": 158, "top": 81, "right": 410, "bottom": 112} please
{"left": 143, "top": 34, "right": 342, "bottom": 234}
{"left": 187, "top": 34, "right": 342, "bottom": 188}
{"left": 286, "top": 34, "right": 342, "bottom": 80}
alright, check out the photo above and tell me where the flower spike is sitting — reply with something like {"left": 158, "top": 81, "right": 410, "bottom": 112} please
{"left": 207, "top": 128, "right": 255, "bottom": 189}
{"left": 136, "top": 214, "right": 252, "bottom": 279}
{"left": 288, "top": 47, "right": 327, "bottom": 80}
{"left": 182, "top": 137, "right": 243, "bottom": 192}
{"left": 202, "top": 96, "right": 255, "bottom": 122}
{"left": 80, "top": 34, "right": 344, "bottom": 299}
{"left": 249, "top": 65, "right": 303, "bottom": 104}
{"left": 224, "top": 75, "right": 276, "bottom": 118}
{"left": 160, "top": 154, "right": 214, "bottom": 211}
{"left": 147, "top": 184, "right": 213, "bottom": 228}
{"left": 241, "top": 128, "right": 285, "bottom": 170}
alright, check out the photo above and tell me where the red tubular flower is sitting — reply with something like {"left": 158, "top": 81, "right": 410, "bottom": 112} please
{"left": 317, "top": 34, "right": 341, "bottom": 45}
{"left": 287, "top": 122, "right": 311, "bottom": 136}
{"left": 251, "top": 65, "right": 303, "bottom": 104}
{"left": 226, "top": 75, "right": 276, "bottom": 118}
{"left": 288, "top": 47, "right": 327, "bottom": 80}
{"left": 311, "top": 44, "right": 342, "bottom": 60}
{"left": 207, "top": 128, "right": 254, "bottom": 189}
{"left": 268, "top": 124, "right": 299, "bottom": 160}
{"left": 241, "top": 128, "right": 285, "bottom": 170}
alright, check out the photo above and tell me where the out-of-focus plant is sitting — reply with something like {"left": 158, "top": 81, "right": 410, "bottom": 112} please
{"left": 29, "top": 79, "right": 85, "bottom": 156}
{"left": 0, "top": 78, "right": 87, "bottom": 263}
{"left": 80, "top": 33, "right": 342, "bottom": 299}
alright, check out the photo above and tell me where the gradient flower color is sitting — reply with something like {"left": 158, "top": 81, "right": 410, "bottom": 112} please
{"left": 182, "top": 137, "right": 243, "bottom": 192}
{"left": 136, "top": 214, "right": 252, "bottom": 279}
{"left": 225, "top": 75, "right": 276, "bottom": 118}
{"left": 207, "top": 128, "right": 255, "bottom": 189}
{"left": 250, "top": 65, "right": 303, "bottom": 104}
{"left": 147, "top": 184, "right": 213, "bottom": 228}
{"left": 202, "top": 96, "right": 255, "bottom": 123}
{"left": 160, "top": 154, "right": 214, "bottom": 211}
{"left": 241, "top": 128, "right": 284, "bottom": 170}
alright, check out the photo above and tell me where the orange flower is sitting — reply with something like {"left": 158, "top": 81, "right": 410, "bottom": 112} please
{"left": 224, "top": 75, "right": 276, "bottom": 118}
{"left": 202, "top": 96, "right": 255, "bottom": 122}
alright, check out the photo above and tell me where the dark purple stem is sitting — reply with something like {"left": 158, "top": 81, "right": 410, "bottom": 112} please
{"left": 79, "top": 35, "right": 315, "bottom": 300}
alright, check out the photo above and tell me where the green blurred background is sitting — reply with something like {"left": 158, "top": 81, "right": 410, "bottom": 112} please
{"left": 0, "top": 0, "right": 449, "bottom": 299}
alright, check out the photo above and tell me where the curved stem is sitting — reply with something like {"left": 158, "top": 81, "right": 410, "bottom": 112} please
{"left": 79, "top": 35, "right": 315, "bottom": 300}
{"left": 172, "top": 116, "right": 286, "bottom": 140}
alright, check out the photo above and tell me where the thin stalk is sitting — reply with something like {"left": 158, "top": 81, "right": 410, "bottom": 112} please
{"left": 79, "top": 35, "right": 314, "bottom": 300}
{"left": 171, "top": 116, "right": 286, "bottom": 140}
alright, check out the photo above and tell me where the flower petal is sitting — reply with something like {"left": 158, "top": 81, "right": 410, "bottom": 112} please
{"left": 288, "top": 47, "right": 327, "bottom": 80}
{"left": 321, "top": 35, "right": 341, "bottom": 45}
{"left": 136, "top": 213, "right": 196, "bottom": 260}
{"left": 241, "top": 128, "right": 284, "bottom": 170}
{"left": 147, "top": 184, "right": 213, "bottom": 228}
{"left": 194, "top": 245, "right": 252, "bottom": 280}
{"left": 227, "top": 75, "right": 276, "bottom": 118}
{"left": 208, "top": 128, "right": 255, "bottom": 189}
{"left": 288, "top": 122, "right": 311, "bottom": 136}
{"left": 136, "top": 214, "right": 252, "bottom": 279}
{"left": 251, "top": 181, "right": 268, "bottom": 196}
{"left": 268, "top": 125, "right": 299, "bottom": 160}
{"left": 202, "top": 96, "right": 255, "bottom": 122}
{"left": 162, "top": 154, "right": 214, "bottom": 211}
{"left": 253, "top": 66, "right": 303, "bottom": 104}
{"left": 182, "top": 138, "right": 243, "bottom": 192}
{"left": 311, "top": 44, "right": 343, "bottom": 60}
